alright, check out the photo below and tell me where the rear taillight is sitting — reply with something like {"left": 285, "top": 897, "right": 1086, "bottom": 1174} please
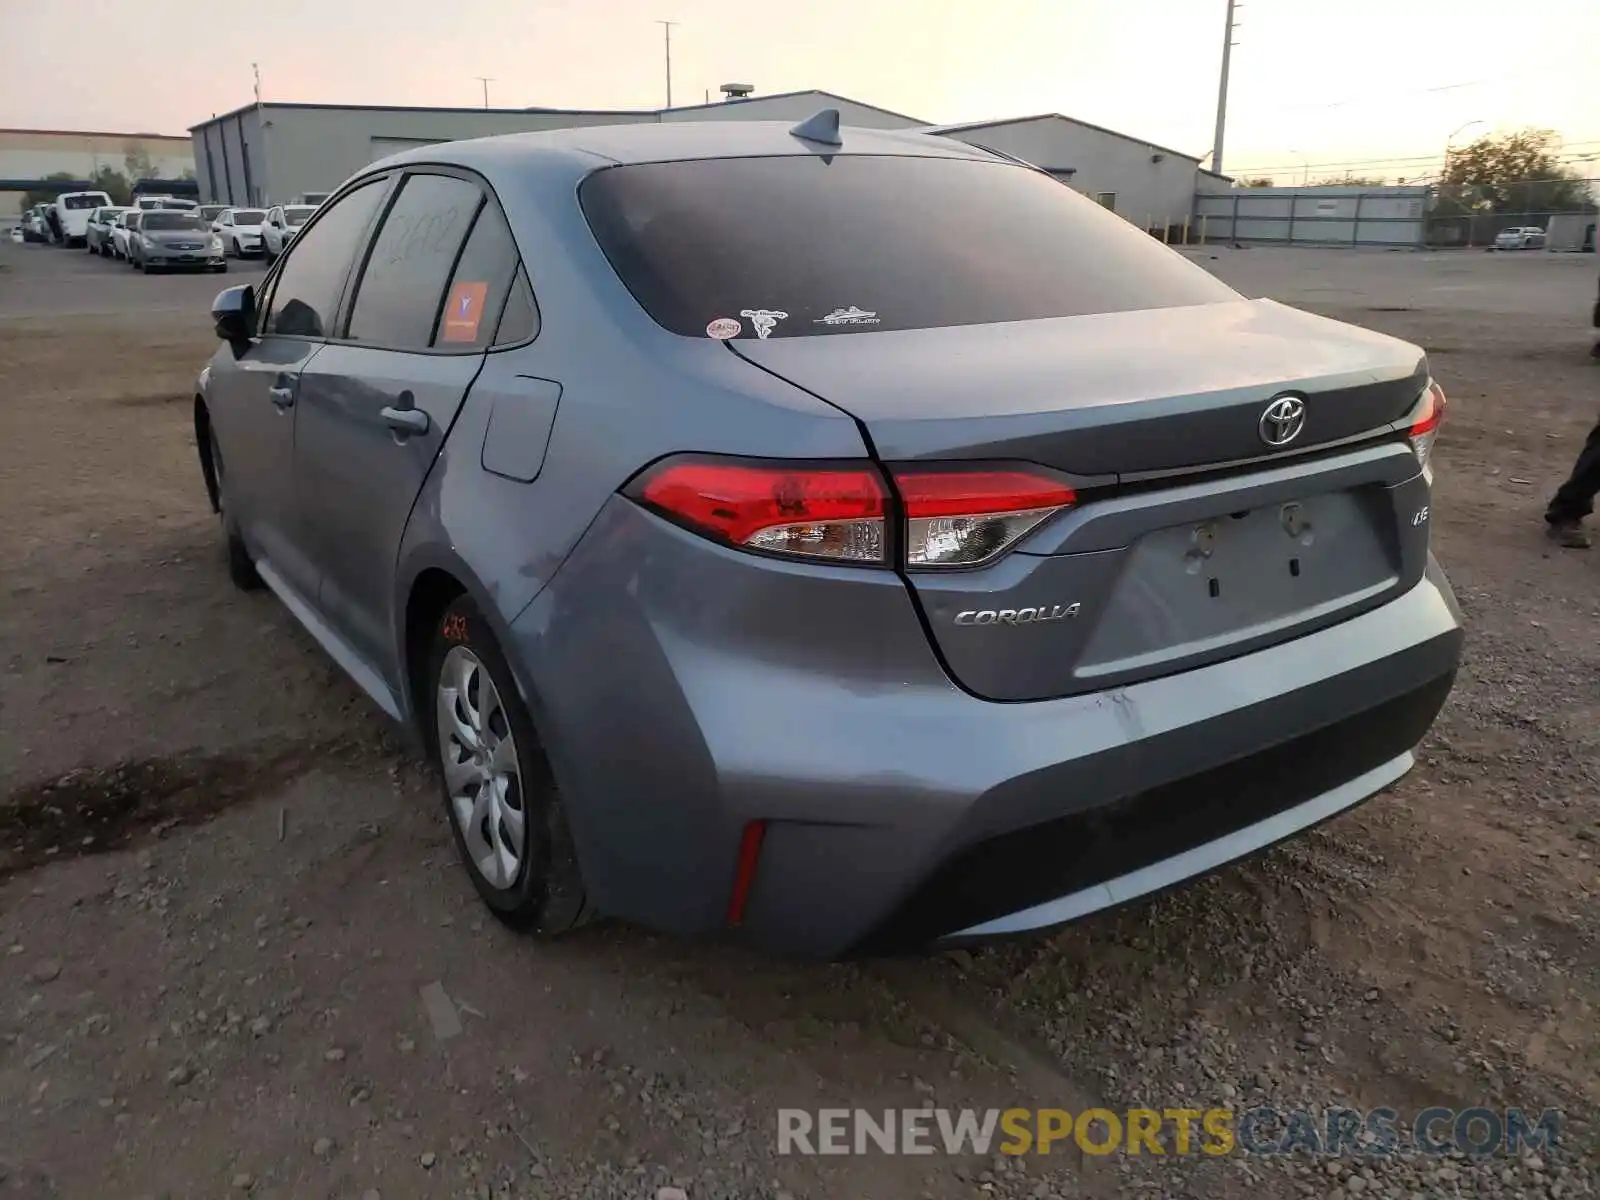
{"left": 894, "top": 468, "right": 1076, "bottom": 568}
{"left": 1409, "top": 380, "right": 1447, "bottom": 472}
{"left": 630, "top": 457, "right": 888, "bottom": 564}
{"left": 627, "top": 456, "right": 1075, "bottom": 569}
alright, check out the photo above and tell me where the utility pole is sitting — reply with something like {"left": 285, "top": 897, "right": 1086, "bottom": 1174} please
{"left": 252, "top": 62, "right": 265, "bottom": 206}
{"left": 657, "top": 20, "right": 678, "bottom": 109}
{"left": 475, "top": 77, "right": 495, "bottom": 108}
{"left": 1210, "top": 0, "right": 1239, "bottom": 176}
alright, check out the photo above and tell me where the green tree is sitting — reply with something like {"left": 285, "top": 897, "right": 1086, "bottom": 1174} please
{"left": 22, "top": 171, "right": 79, "bottom": 209}
{"left": 89, "top": 166, "right": 132, "bottom": 205}
{"left": 1312, "top": 174, "right": 1389, "bottom": 187}
{"left": 1437, "top": 129, "right": 1594, "bottom": 215}
{"left": 123, "top": 144, "right": 156, "bottom": 180}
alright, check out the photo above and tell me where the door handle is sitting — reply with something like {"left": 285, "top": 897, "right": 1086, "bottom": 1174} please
{"left": 268, "top": 385, "right": 295, "bottom": 409}
{"left": 380, "top": 405, "right": 430, "bottom": 436}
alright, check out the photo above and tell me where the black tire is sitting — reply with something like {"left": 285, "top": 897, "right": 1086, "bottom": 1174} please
{"left": 230, "top": 237, "right": 240, "bottom": 258}
{"left": 207, "top": 427, "right": 262, "bottom": 591}
{"left": 426, "top": 596, "right": 590, "bottom": 935}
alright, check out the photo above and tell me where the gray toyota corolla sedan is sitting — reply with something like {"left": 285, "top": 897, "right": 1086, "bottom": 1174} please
{"left": 193, "top": 114, "right": 1463, "bottom": 957}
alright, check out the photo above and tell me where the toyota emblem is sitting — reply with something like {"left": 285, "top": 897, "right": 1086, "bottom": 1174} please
{"left": 1258, "top": 395, "right": 1307, "bottom": 447}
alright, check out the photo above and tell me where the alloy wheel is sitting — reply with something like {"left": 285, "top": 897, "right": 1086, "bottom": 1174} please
{"left": 436, "top": 645, "right": 526, "bottom": 889}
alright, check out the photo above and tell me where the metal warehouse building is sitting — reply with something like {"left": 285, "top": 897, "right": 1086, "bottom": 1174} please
{"left": 188, "top": 90, "right": 924, "bottom": 209}
{"left": 188, "top": 89, "right": 1215, "bottom": 227}
{"left": 926, "top": 114, "right": 1204, "bottom": 229}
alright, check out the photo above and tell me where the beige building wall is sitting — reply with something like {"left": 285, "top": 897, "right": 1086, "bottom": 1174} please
{"left": 0, "top": 128, "right": 194, "bottom": 218}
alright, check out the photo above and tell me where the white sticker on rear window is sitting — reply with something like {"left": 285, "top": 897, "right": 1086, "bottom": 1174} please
{"left": 705, "top": 316, "right": 742, "bottom": 340}
{"left": 815, "top": 306, "right": 880, "bottom": 326}
{"left": 739, "top": 309, "right": 788, "bottom": 340}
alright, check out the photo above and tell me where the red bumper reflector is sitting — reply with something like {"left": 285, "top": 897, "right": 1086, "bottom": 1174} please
{"left": 725, "top": 820, "right": 767, "bottom": 926}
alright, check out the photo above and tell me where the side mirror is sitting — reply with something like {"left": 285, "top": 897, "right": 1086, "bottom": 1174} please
{"left": 212, "top": 284, "right": 255, "bottom": 347}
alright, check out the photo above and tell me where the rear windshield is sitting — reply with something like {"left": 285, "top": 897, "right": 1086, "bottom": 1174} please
{"left": 232, "top": 209, "right": 266, "bottom": 224}
{"left": 579, "top": 155, "right": 1239, "bottom": 339}
{"left": 64, "top": 195, "right": 108, "bottom": 210}
{"left": 143, "top": 212, "right": 206, "bottom": 231}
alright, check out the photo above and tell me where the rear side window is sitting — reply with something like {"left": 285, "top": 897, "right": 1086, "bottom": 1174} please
{"left": 262, "top": 179, "right": 386, "bottom": 339}
{"left": 430, "top": 202, "right": 524, "bottom": 349}
{"left": 580, "top": 155, "right": 1239, "bottom": 339}
{"left": 346, "top": 174, "right": 481, "bottom": 350}
{"left": 494, "top": 268, "right": 538, "bottom": 346}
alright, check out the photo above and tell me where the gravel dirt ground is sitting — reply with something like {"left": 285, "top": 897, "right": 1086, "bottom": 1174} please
{"left": 1, "top": 240, "right": 1596, "bottom": 1200}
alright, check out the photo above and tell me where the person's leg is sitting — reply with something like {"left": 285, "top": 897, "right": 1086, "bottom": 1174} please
{"left": 1545, "top": 415, "right": 1600, "bottom": 546}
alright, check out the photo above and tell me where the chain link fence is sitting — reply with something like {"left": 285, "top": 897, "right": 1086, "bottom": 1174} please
{"left": 1190, "top": 177, "right": 1598, "bottom": 251}
{"left": 1425, "top": 177, "right": 1598, "bottom": 249}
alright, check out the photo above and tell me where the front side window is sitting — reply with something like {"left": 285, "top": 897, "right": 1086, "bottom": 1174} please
{"left": 262, "top": 180, "right": 386, "bottom": 339}
{"left": 580, "top": 155, "right": 1237, "bottom": 339}
{"left": 346, "top": 174, "right": 481, "bottom": 350}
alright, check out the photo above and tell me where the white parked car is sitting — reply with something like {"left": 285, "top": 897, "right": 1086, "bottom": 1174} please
{"left": 260, "top": 203, "right": 317, "bottom": 262}
{"left": 1494, "top": 226, "right": 1546, "bottom": 250}
{"left": 213, "top": 207, "right": 268, "bottom": 257}
{"left": 22, "top": 206, "right": 50, "bottom": 242}
{"left": 86, "top": 206, "right": 129, "bottom": 256}
{"left": 132, "top": 194, "right": 196, "bottom": 212}
{"left": 51, "top": 190, "right": 113, "bottom": 246}
{"left": 111, "top": 210, "right": 143, "bottom": 260}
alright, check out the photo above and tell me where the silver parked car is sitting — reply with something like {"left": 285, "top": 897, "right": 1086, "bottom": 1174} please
{"left": 129, "top": 209, "right": 226, "bottom": 273}
{"left": 195, "top": 119, "right": 1463, "bottom": 956}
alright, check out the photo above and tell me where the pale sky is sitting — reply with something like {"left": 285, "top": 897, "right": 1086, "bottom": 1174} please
{"left": 4, "top": 0, "right": 1598, "bottom": 181}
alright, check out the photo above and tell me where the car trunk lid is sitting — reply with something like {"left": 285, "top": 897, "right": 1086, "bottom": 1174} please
{"left": 732, "top": 299, "right": 1433, "bottom": 700}
{"left": 730, "top": 298, "right": 1426, "bottom": 476}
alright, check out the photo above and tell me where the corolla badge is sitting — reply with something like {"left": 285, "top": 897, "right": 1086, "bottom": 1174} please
{"left": 954, "top": 603, "right": 1081, "bottom": 627}
{"left": 1258, "top": 395, "right": 1307, "bottom": 447}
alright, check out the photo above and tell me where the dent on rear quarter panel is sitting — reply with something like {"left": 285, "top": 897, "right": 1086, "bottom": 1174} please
{"left": 508, "top": 496, "right": 965, "bottom": 938}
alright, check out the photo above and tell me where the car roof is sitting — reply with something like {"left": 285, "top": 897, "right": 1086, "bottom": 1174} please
{"left": 367, "top": 118, "right": 998, "bottom": 178}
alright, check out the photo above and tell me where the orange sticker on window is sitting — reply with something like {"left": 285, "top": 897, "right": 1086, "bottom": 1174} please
{"left": 441, "top": 281, "right": 490, "bottom": 343}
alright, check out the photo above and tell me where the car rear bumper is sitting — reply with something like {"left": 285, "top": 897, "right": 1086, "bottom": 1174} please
{"left": 511, "top": 498, "right": 1463, "bottom": 958}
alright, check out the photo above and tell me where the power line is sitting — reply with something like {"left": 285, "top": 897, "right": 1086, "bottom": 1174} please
{"left": 1228, "top": 142, "right": 1600, "bottom": 175}
{"left": 1266, "top": 50, "right": 1595, "bottom": 112}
